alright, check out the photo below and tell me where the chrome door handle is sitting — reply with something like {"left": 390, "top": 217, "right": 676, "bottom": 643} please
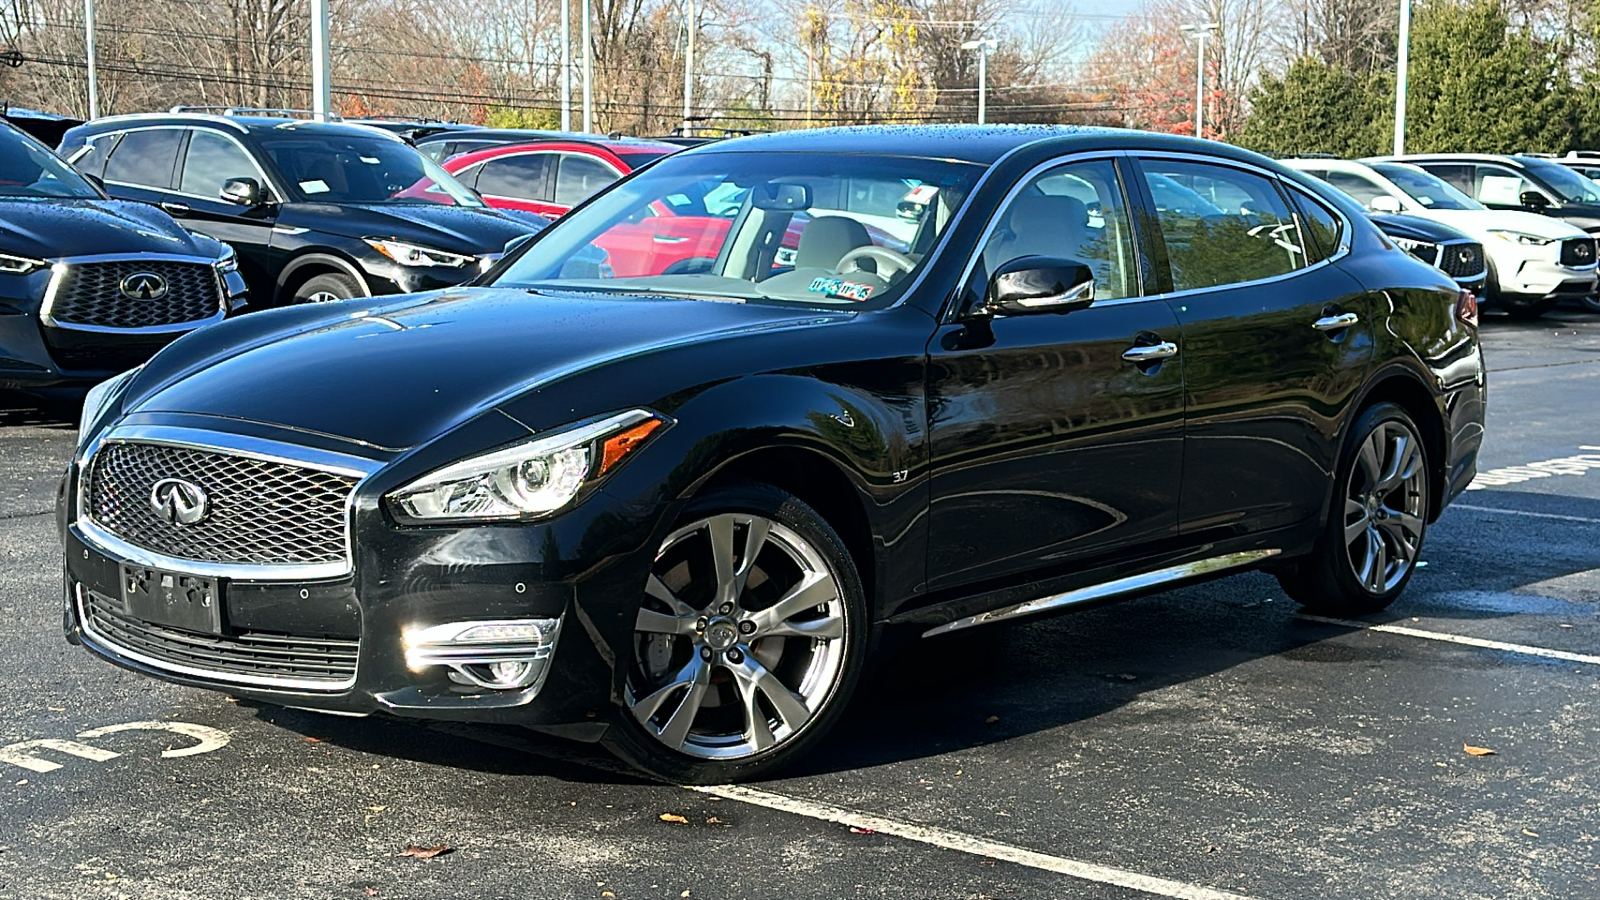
{"left": 1121, "top": 341, "right": 1179, "bottom": 363}
{"left": 160, "top": 202, "right": 191, "bottom": 216}
{"left": 652, "top": 234, "right": 688, "bottom": 244}
{"left": 1312, "top": 312, "right": 1360, "bottom": 331}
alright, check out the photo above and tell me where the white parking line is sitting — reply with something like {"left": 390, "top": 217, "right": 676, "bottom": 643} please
{"left": 1298, "top": 615, "right": 1600, "bottom": 666}
{"left": 1451, "top": 503, "right": 1600, "bottom": 524}
{"left": 689, "top": 783, "right": 1262, "bottom": 900}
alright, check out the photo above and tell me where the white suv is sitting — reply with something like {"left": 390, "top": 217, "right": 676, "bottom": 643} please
{"left": 1282, "top": 157, "right": 1597, "bottom": 318}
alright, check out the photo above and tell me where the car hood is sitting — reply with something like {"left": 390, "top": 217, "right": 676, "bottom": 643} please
{"left": 124, "top": 287, "right": 849, "bottom": 451}
{"left": 0, "top": 197, "right": 213, "bottom": 260}
{"left": 1369, "top": 213, "right": 1474, "bottom": 244}
{"left": 278, "top": 202, "right": 546, "bottom": 255}
{"left": 1427, "top": 208, "right": 1587, "bottom": 240}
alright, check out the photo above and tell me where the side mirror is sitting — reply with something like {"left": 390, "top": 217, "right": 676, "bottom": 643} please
{"left": 983, "top": 256, "right": 1096, "bottom": 316}
{"left": 82, "top": 172, "right": 107, "bottom": 195}
{"left": 1520, "top": 190, "right": 1551, "bottom": 211}
{"left": 1369, "top": 195, "right": 1402, "bottom": 214}
{"left": 220, "top": 177, "right": 263, "bottom": 207}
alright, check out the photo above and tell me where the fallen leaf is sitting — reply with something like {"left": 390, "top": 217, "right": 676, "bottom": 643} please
{"left": 367, "top": 806, "right": 386, "bottom": 813}
{"left": 705, "top": 817, "right": 724, "bottom": 824}
{"left": 1463, "top": 745, "right": 1496, "bottom": 756}
{"left": 396, "top": 844, "right": 452, "bottom": 860}
{"left": 659, "top": 813, "right": 689, "bottom": 824}
{"left": 681, "top": 892, "right": 691, "bottom": 898}
{"left": 984, "top": 715, "right": 999, "bottom": 724}
{"left": 364, "top": 888, "right": 379, "bottom": 897}
{"left": 602, "top": 893, "right": 615, "bottom": 898}
{"left": 1523, "top": 829, "right": 1539, "bottom": 837}
{"left": 304, "top": 737, "right": 322, "bottom": 744}
{"left": 849, "top": 826, "right": 876, "bottom": 835}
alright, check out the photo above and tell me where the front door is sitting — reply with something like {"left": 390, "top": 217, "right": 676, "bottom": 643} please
{"left": 170, "top": 128, "right": 280, "bottom": 299}
{"left": 1130, "top": 155, "right": 1374, "bottom": 536}
{"left": 925, "top": 156, "right": 1186, "bottom": 591}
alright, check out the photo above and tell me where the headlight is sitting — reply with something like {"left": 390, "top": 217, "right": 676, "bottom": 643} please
{"left": 1488, "top": 230, "right": 1556, "bottom": 246}
{"left": 214, "top": 244, "right": 239, "bottom": 275}
{"left": 0, "top": 252, "right": 46, "bottom": 275}
{"left": 364, "top": 238, "right": 473, "bottom": 268}
{"left": 1389, "top": 236, "right": 1437, "bottom": 259}
{"left": 78, "top": 366, "right": 141, "bottom": 439}
{"left": 388, "top": 409, "right": 669, "bottom": 522}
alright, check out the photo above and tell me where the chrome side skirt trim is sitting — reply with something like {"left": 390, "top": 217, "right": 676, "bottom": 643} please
{"left": 921, "top": 549, "right": 1281, "bottom": 638}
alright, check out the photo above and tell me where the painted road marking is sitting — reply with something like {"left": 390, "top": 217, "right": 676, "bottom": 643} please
{"left": 1451, "top": 503, "right": 1600, "bottom": 524}
{"left": 689, "top": 783, "right": 1262, "bottom": 900}
{"left": 1468, "top": 448, "right": 1600, "bottom": 489}
{"left": 0, "top": 739, "right": 118, "bottom": 773}
{"left": 1299, "top": 615, "right": 1600, "bottom": 666}
{"left": 0, "top": 721, "right": 230, "bottom": 773}
{"left": 77, "top": 721, "right": 230, "bottom": 758}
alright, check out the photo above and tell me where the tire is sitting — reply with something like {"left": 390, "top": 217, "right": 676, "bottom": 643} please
{"left": 1580, "top": 294, "right": 1600, "bottom": 314}
{"left": 290, "top": 272, "right": 363, "bottom": 305}
{"left": 1277, "top": 402, "right": 1430, "bottom": 616}
{"left": 603, "top": 481, "right": 868, "bottom": 784}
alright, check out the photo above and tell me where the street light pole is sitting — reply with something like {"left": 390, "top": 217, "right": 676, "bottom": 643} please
{"left": 581, "top": 0, "right": 593, "bottom": 133}
{"left": 1394, "top": 0, "right": 1411, "bottom": 155}
{"left": 82, "top": 0, "right": 98, "bottom": 118}
{"left": 682, "top": 0, "right": 695, "bottom": 133}
{"left": 310, "top": 0, "right": 331, "bottom": 120}
{"left": 959, "top": 38, "right": 997, "bottom": 125}
{"left": 560, "top": 0, "right": 571, "bottom": 131}
{"left": 1179, "top": 22, "right": 1217, "bottom": 139}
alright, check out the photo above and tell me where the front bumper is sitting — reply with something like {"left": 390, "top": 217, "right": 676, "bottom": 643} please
{"left": 1496, "top": 255, "right": 1598, "bottom": 301}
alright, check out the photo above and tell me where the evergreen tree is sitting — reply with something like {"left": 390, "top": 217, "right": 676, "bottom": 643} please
{"left": 1235, "top": 57, "right": 1390, "bottom": 157}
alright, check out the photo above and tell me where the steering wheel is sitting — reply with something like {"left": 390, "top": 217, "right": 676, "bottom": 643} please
{"left": 836, "top": 245, "right": 916, "bottom": 279}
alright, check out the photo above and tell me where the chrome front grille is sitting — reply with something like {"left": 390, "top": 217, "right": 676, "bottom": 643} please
{"left": 1438, "top": 242, "right": 1485, "bottom": 279}
{"left": 80, "top": 588, "right": 358, "bottom": 690}
{"left": 48, "top": 259, "right": 222, "bottom": 329}
{"left": 88, "top": 442, "right": 356, "bottom": 568}
{"left": 1560, "top": 237, "right": 1597, "bottom": 268}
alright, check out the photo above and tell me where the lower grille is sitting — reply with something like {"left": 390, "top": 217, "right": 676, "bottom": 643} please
{"left": 81, "top": 588, "right": 358, "bottom": 689}
{"left": 1560, "top": 238, "right": 1597, "bottom": 268}
{"left": 48, "top": 260, "right": 223, "bottom": 329}
{"left": 47, "top": 341, "right": 171, "bottom": 374}
{"left": 1437, "top": 242, "right": 1485, "bottom": 279}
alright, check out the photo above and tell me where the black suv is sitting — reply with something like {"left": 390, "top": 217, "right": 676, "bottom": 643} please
{"left": 0, "top": 120, "right": 244, "bottom": 388}
{"left": 1394, "top": 153, "right": 1600, "bottom": 233}
{"left": 58, "top": 112, "right": 546, "bottom": 306}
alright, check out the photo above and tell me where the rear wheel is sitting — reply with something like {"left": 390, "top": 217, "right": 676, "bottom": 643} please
{"left": 291, "top": 272, "right": 362, "bottom": 304}
{"left": 604, "top": 482, "right": 867, "bottom": 784}
{"left": 1278, "top": 402, "right": 1430, "bottom": 615}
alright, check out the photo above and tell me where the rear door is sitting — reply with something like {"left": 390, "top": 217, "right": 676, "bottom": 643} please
{"left": 1131, "top": 154, "right": 1373, "bottom": 536}
{"left": 171, "top": 128, "right": 280, "bottom": 297}
{"left": 472, "top": 152, "right": 557, "bottom": 215}
{"left": 99, "top": 126, "right": 185, "bottom": 208}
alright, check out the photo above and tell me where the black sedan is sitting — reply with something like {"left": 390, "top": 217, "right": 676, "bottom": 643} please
{"left": 61, "top": 126, "right": 1486, "bottom": 783}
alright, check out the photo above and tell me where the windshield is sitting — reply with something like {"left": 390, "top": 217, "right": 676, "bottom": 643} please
{"left": 1369, "top": 163, "right": 1481, "bottom": 210}
{"left": 491, "top": 151, "right": 983, "bottom": 309}
{"left": 1525, "top": 159, "right": 1600, "bottom": 203}
{"left": 255, "top": 132, "right": 483, "bottom": 206}
{"left": 0, "top": 124, "right": 101, "bottom": 199}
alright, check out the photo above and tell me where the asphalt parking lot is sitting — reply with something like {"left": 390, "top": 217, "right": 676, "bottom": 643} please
{"left": 1, "top": 309, "right": 1597, "bottom": 900}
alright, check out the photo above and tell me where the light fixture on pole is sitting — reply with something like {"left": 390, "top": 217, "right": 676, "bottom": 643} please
{"left": 560, "top": 0, "right": 571, "bottom": 131}
{"left": 960, "top": 38, "right": 998, "bottom": 125}
{"left": 581, "top": 0, "right": 593, "bottom": 133}
{"left": 1179, "top": 22, "right": 1218, "bottom": 139}
{"left": 1394, "top": 0, "right": 1411, "bottom": 155}
{"left": 310, "top": 0, "right": 331, "bottom": 121}
{"left": 82, "top": 0, "right": 98, "bottom": 118}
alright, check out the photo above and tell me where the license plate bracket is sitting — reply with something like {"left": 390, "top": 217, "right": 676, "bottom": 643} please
{"left": 120, "top": 565, "right": 223, "bottom": 635}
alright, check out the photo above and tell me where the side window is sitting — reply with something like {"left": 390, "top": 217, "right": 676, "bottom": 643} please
{"left": 417, "top": 142, "right": 447, "bottom": 162}
{"left": 1323, "top": 170, "right": 1387, "bottom": 207}
{"left": 980, "top": 158, "right": 1139, "bottom": 301}
{"left": 1417, "top": 163, "right": 1472, "bottom": 195}
{"left": 452, "top": 162, "right": 483, "bottom": 190}
{"left": 1474, "top": 164, "right": 1538, "bottom": 206}
{"left": 102, "top": 128, "right": 183, "bottom": 189}
{"left": 1140, "top": 159, "right": 1307, "bottom": 292}
{"left": 553, "top": 155, "right": 620, "bottom": 207}
{"left": 1287, "top": 186, "right": 1344, "bottom": 263}
{"left": 70, "top": 134, "right": 118, "bottom": 179}
{"left": 178, "top": 130, "right": 259, "bottom": 198}
{"left": 477, "top": 154, "right": 552, "bottom": 200}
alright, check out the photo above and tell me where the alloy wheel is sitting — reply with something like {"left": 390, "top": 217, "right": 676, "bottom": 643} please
{"left": 306, "top": 291, "right": 343, "bottom": 303}
{"left": 625, "top": 513, "right": 848, "bottom": 760}
{"left": 1342, "top": 420, "right": 1427, "bottom": 594}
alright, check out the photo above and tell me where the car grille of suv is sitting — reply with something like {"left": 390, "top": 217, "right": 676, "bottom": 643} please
{"left": 80, "top": 588, "right": 358, "bottom": 688}
{"left": 1437, "top": 242, "right": 1485, "bottom": 279}
{"left": 49, "top": 260, "right": 222, "bottom": 329}
{"left": 1560, "top": 238, "right": 1597, "bottom": 268}
{"left": 88, "top": 442, "right": 356, "bottom": 567}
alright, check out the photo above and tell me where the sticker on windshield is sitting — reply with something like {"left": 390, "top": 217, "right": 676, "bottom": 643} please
{"left": 808, "top": 277, "right": 874, "bottom": 301}
{"left": 902, "top": 184, "right": 939, "bottom": 205}
{"left": 300, "top": 179, "right": 330, "bottom": 194}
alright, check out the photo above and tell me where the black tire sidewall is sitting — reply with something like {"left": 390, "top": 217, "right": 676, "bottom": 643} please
{"left": 292, "top": 272, "right": 362, "bottom": 305}
{"left": 602, "top": 481, "right": 870, "bottom": 784}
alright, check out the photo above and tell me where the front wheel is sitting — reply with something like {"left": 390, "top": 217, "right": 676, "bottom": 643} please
{"left": 604, "top": 482, "right": 868, "bottom": 783}
{"left": 1278, "top": 402, "right": 1430, "bottom": 615}
{"left": 1580, "top": 293, "right": 1600, "bottom": 314}
{"left": 291, "top": 272, "right": 363, "bottom": 304}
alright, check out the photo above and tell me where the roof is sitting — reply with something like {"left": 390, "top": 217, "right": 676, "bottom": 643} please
{"left": 413, "top": 128, "right": 675, "bottom": 150}
{"left": 1380, "top": 153, "right": 1533, "bottom": 167}
{"left": 69, "top": 113, "right": 407, "bottom": 141}
{"left": 679, "top": 124, "right": 1237, "bottom": 166}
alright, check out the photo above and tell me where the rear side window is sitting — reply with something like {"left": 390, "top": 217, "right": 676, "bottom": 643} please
{"left": 103, "top": 128, "right": 183, "bottom": 189}
{"left": 476, "top": 154, "right": 551, "bottom": 201}
{"left": 1473, "top": 164, "right": 1538, "bottom": 206}
{"left": 1139, "top": 159, "right": 1308, "bottom": 292}
{"left": 1416, "top": 163, "right": 1473, "bottom": 195}
{"left": 70, "top": 133, "right": 118, "bottom": 179}
{"left": 178, "top": 131, "right": 259, "bottom": 199}
{"left": 1287, "top": 186, "right": 1344, "bottom": 263}
{"left": 417, "top": 142, "right": 448, "bottom": 162}
{"left": 553, "top": 155, "right": 619, "bottom": 206}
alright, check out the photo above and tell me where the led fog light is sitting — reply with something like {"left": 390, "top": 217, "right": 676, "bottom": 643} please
{"left": 403, "top": 617, "right": 562, "bottom": 693}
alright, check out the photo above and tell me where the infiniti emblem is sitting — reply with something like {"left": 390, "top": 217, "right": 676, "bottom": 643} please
{"left": 150, "top": 478, "right": 209, "bottom": 526}
{"left": 120, "top": 272, "right": 168, "bottom": 300}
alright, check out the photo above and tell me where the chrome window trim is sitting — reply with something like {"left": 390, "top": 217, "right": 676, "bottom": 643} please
{"left": 75, "top": 424, "right": 381, "bottom": 581}
{"left": 39, "top": 252, "right": 229, "bottom": 334}
{"left": 75, "top": 585, "right": 358, "bottom": 692}
{"left": 98, "top": 124, "right": 281, "bottom": 202}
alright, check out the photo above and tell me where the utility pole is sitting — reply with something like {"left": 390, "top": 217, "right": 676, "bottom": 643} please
{"left": 310, "top": 0, "right": 331, "bottom": 120}
{"left": 1179, "top": 22, "right": 1218, "bottom": 139}
{"left": 581, "top": 0, "right": 593, "bottom": 133}
{"left": 681, "top": 0, "right": 695, "bottom": 133}
{"left": 560, "top": 0, "right": 571, "bottom": 130}
{"left": 82, "top": 0, "right": 98, "bottom": 118}
{"left": 960, "top": 38, "right": 997, "bottom": 125}
{"left": 1394, "top": 0, "right": 1411, "bottom": 155}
